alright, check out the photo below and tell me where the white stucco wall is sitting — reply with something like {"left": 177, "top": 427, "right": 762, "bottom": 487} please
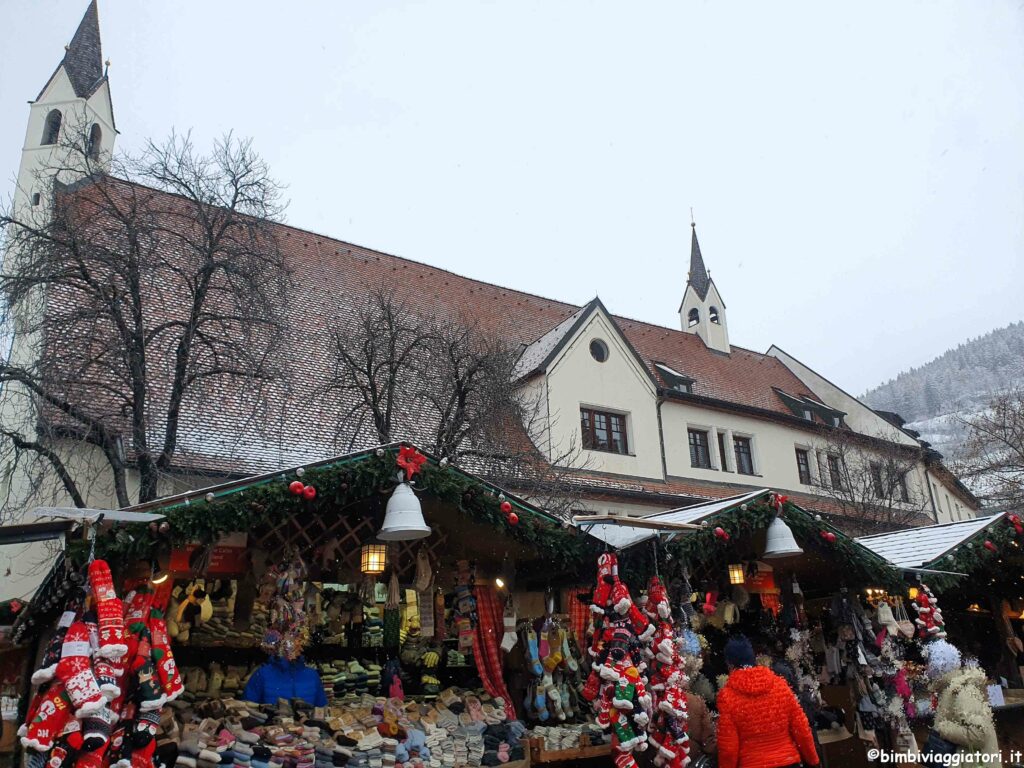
{"left": 544, "top": 311, "right": 663, "bottom": 480}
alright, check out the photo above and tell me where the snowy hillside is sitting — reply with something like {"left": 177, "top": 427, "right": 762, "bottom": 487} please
{"left": 863, "top": 321, "right": 1024, "bottom": 457}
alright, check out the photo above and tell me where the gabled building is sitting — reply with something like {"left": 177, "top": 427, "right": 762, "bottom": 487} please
{"left": 0, "top": 2, "right": 979, "bottom": 573}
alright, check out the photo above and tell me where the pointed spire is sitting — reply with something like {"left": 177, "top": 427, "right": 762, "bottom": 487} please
{"left": 63, "top": 1, "right": 104, "bottom": 98}
{"left": 688, "top": 221, "right": 711, "bottom": 300}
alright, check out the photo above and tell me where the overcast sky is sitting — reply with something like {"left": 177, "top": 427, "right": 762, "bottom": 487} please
{"left": 2, "top": 1, "right": 1022, "bottom": 396}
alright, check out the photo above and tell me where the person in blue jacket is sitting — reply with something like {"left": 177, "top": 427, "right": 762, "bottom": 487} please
{"left": 243, "top": 654, "right": 327, "bottom": 707}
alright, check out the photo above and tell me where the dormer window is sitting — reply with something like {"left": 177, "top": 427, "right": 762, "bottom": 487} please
{"left": 42, "top": 109, "right": 62, "bottom": 145}
{"left": 655, "top": 363, "right": 694, "bottom": 395}
{"left": 709, "top": 306, "right": 720, "bottom": 324}
{"left": 687, "top": 308, "right": 699, "bottom": 327}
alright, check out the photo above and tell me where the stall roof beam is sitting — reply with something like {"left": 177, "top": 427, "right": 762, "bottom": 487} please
{"left": 31, "top": 507, "right": 166, "bottom": 524}
{"left": 577, "top": 488, "right": 769, "bottom": 549}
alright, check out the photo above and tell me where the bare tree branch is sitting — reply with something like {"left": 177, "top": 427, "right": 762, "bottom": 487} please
{"left": 0, "top": 121, "right": 290, "bottom": 518}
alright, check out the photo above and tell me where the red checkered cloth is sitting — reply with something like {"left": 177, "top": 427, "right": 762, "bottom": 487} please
{"left": 472, "top": 585, "right": 516, "bottom": 720}
{"left": 568, "top": 587, "right": 590, "bottom": 646}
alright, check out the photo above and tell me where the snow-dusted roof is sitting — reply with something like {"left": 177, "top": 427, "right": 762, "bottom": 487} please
{"left": 512, "top": 306, "right": 587, "bottom": 379}
{"left": 857, "top": 514, "right": 1002, "bottom": 568}
{"left": 578, "top": 488, "right": 769, "bottom": 549}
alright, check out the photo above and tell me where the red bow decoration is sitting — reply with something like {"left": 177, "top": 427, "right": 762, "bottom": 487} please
{"left": 397, "top": 445, "right": 427, "bottom": 481}
{"left": 771, "top": 493, "right": 789, "bottom": 511}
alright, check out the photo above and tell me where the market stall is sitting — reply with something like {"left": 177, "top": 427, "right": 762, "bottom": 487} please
{"left": 577, "top": 488, "right": 970, "bottom": 768}
{"left": 10, "top": 444, "right": 612, "bottom": 768}
{"left": 861, "top": 511, "right": 1024, "bottom": 759}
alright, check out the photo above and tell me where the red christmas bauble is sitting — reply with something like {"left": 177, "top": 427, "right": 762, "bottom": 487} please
{"left": 714, "top": 526, "right": 729, "bottom": 541}
{"left": 508, "top": 512, "right": 519, "bottom": 526}
{"left": 303, "top": 485, "right": 317, "bottom": 500}
{"left": 827, "top": 532, "right": 837, "bottom": 543}
{"left": 500, "top": 501, "right": 512, "bottom": 514}
{"left": 289, "top": 480, "right": 305, "bottom": 495}
{"left": 984, "top": 540, "right": 997, "bottom": 552}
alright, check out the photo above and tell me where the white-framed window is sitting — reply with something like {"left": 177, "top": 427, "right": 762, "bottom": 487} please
{"left": 716, "top": 430, "right": 731, "bottom": 472}
{"left": 688, "top": 427, "right": 713, "bottom": 469}
{"left": 795, "top": 447, "right": 812, "bottom": 485}
{"left": 580, "top": 406, "right": 630, "bottom": 455}
{"left": 733, "top": 434, "right": 755, "bottom": 475}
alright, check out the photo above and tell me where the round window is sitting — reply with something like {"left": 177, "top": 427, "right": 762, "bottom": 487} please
{"left": 589, "top": 339, "right": 609, "bottom": 363}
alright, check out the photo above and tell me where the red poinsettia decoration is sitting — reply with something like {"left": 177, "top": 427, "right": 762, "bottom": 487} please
{"left": 397, "top": 445, "right": 427, "bottom": 481}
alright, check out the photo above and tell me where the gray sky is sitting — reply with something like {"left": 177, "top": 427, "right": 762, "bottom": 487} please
{"left": 2, "top": 1, "right": 1022, "bottom": 396}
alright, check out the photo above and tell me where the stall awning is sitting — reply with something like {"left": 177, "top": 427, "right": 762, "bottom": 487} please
{"left": 574, "top": 489, "right": 769, "bottom": 549}
{"left": 857, "top": 513, "right": 1003, "bottom": 569}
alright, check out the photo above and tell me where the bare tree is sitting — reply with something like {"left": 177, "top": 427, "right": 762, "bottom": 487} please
{"left": 956, "top": 389, "right": 1024, "bottom": 508}
{"left": 809, "top": 428, "right": 934, "bottom": 532}
{"left": 323, "top": 289, "right": 589, "bottom": 516}
{"left": 0, "top": 123, "right": 289, "bottom": 516}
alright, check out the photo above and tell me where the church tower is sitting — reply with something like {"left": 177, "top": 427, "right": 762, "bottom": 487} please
{"left": 14, "top": 1, "right": 116, "bottom": 215}
{"left": 678, "top": 222, "right": 730, "bottom": 353}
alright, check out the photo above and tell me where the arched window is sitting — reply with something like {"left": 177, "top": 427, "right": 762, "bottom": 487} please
{"left": 87, "top": 123, "right": 102, "bottom": 160}
{"left": 687, "top": 308, "right": 699, "bottom": 327}
{"left": 709, "top": 306, "right": 720, "bottom": 324}
{"left": 42, "top": 109, "right": 62, "bottom": 145}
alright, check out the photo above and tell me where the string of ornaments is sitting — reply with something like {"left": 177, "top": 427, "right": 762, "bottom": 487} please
{"left": 582, "top": 553, "right": 689, "bottom": 768}
{"left": 19, "top": 560, "right": 183, "bottom": 768}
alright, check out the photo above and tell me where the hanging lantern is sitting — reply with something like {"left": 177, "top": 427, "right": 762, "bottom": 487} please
{"left": 728, "top": 564, "right": 745, "bottom": 585}
{"left": 378, "top": 481, "right": 431, "bottom": 540}
{"left": 762, "top": 516, "right": 803, "bottom": 559}
{"left": 360, "top": 542, "right": 387, "bottom": 575}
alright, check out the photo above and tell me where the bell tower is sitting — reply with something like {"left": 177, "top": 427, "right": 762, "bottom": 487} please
{"left": 14, "top": 1, "right": 116, "bottom": 216}
{"left": 678, "top": 221, "right": 731, "bottom": 353}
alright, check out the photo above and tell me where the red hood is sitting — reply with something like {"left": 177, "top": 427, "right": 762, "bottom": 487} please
{"left": 725, "top": 666, "right": 778, "bottom": 697}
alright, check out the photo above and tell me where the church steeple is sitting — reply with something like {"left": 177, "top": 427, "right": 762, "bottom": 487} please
{"left": 14, "top": 1, "right": 116, "bottom": 214}
{"left": 60, "top": 0, "right": 105, "bottom": 99}
{"left": 688, "top": 223, "right": 711, "bottom": 300}
{"left": 679, "top": 219, "right": 730, "bottom": 353}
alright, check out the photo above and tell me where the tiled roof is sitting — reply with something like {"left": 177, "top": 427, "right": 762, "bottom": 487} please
{"left": 857, "top": 514, "right": 1001, "bottom": 568}
{"left": 47, "top": 181, "right": 834, "bottom": 482}
{"left": 512, "top": 304, "right": 587, "bottom": 379}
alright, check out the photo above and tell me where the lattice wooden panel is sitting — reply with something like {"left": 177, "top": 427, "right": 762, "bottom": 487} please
{"left": 248, "top": 502, "right": 449, "bottom": 583}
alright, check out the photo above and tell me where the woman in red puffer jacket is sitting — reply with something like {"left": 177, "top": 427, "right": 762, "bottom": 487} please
{"left": 717, "top": 637, "right": 819, "bottom": 768}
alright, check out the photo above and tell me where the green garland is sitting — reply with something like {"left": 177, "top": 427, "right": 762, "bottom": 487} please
{"left": 928, "top": 514, "right": 1016, "bottom": 593}
{"left": 78, "top": 446, "right": 596, "bottom": 572}
{"left": 661, "top": 496, "right": 903, "bottom": 591}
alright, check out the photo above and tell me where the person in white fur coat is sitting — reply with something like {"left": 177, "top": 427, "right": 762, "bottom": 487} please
{"left": 927, "top": 641, "right": 1001, "bottom": 767}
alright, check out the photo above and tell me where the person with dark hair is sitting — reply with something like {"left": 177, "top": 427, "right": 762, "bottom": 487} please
{"left": 717, "top": 637, "right": 819, "bottom": 768}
